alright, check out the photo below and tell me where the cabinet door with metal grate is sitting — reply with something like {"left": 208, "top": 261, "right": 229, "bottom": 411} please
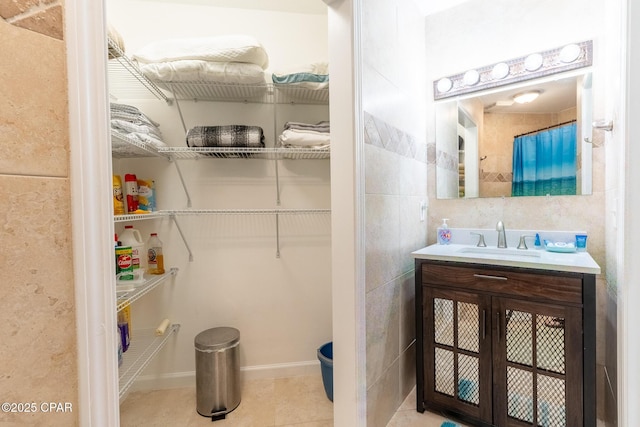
{"left": 423, "top": 287, "right": 492, "bottom": 423}
{"left": 492, "top": 297, "right": 583, "bottom": 427}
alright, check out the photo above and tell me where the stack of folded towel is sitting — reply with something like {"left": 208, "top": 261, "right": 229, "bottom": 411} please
{"left": 110, "top": 103, "right": 166, "bottom": 149}
{"left": 272, "top": 63, "right": 329, "bottom": 90}
{"left": 132, "top": 35, "right": 269, "bottom": 85}
{"left": 278, "top": 121, "right": 330, "bottom": 149}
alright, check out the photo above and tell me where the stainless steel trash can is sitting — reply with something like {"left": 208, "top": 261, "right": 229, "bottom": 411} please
{"left": 195, "top": 327, "right": 241, "bottom": 420}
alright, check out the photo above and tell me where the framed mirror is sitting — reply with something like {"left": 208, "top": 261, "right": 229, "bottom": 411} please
{"left": 435, "top": 70, "right": 593, "bottom": 199}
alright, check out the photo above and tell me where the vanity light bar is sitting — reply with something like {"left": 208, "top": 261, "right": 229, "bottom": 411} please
{"left": 433, "top": 40, "right": 593, "bottom": 100}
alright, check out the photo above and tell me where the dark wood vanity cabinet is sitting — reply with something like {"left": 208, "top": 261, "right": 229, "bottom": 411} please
{"left": 415, "top": 259, "right": 596, "bottom": 427}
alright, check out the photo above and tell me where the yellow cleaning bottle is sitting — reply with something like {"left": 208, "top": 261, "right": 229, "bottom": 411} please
{"left": 113, "top": 175, "right": 125, "bottom": 215}
{"left": 147, "top": 233, "right": 165, "bottom": 275}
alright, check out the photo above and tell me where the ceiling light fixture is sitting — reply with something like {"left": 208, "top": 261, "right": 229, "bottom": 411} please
{"left": 513, "top": 90, "right": 541, "bottom": 104}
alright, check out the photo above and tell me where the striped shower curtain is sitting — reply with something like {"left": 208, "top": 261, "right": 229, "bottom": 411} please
{"left": 511, "top": 122, "right": 577, "bottom": 197}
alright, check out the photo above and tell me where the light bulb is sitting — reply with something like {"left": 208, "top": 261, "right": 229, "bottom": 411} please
{"left": 513, "top": 90, "right": 541, "bottom": 104}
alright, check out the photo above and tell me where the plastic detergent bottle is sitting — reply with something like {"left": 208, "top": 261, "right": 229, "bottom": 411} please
{"left": 115, "top": 245, "right": 134, "bottom": 280}
{"left": 147, "top": 233, "right": 165, "bottom": 275}
{"left": 124, "top": 173, "right": 139, "bottom": 213}
{"left": 113, "top": 175, "right": 125, "bottom": 215}
{"left": 117, "top": 326, "right": 123, "bottom": 367}
{"left": 137, "top": 178, "right": 156, "bottom": 212}
{"left": 120, "top": 225, "right": 145, "bottom": 271}
{"left": 437, "top": 218, "right": 452, "bottom": 245}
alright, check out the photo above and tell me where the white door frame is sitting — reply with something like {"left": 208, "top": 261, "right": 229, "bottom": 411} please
{"left": 65, "top": 0, "right": 640, "bottom": 426}
{"left": 65, "top": 0, "right": 120, "bottom": 426}
{"left": 619, "top": 0, "right": 640, "bottom": 425}
{"left": 65, "top": 0, "right": 367, "bottom": 426}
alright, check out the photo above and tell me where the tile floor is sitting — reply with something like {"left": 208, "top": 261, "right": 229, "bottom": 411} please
{"left": 119, "top": 374, "right": 467, "bottom": 427}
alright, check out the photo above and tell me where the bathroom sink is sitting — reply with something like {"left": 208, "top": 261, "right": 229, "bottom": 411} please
{"left": 457, "top": 246, "right": 542, "bottom": 258}
{"left": 411, "top": 243, "right": 601, "bottom": 274}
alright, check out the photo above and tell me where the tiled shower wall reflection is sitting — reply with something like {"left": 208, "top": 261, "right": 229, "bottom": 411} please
{"left": 0, "top": 3, "right": 78, "bottom": 426}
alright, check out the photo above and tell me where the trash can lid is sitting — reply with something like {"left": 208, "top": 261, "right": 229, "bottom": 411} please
{"left": 195, "top": 327, "right": 240, "bottom": 351}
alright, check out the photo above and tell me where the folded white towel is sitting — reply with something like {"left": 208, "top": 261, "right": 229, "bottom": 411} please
{"left": 278, "top": 129, "right": 330, "bottom": 148}
{"left": 111, "top": 119, "right": 163, "bottom": 139}
{"left": 132, "top": 35, "right": 269, "bottom": 69}
{"left": 112, "top": 129, "right": 167, "bottom": 148}
{"left": 139, "top": 60, "right": 266, "bottom": 84}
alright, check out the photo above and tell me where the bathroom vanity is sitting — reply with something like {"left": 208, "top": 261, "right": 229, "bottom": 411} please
{"left": 413, "top": 244, "right": 600, "bottom": 427}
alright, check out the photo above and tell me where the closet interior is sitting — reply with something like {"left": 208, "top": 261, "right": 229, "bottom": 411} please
{"left": 105, "top": 0, "right": 332, "bottom": 414}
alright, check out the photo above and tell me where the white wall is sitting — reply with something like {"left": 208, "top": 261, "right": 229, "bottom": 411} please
{"left": 425, "top": 0, "right": 605, "bottom": 155}
{"left": 107, "top": 0, "right": 328, "bottom": 72}
{"left": 424, "top": 0, "right": 601, "bottom": 83}
{"left": 107, "top": 0, "right": 332, "bottom": 384}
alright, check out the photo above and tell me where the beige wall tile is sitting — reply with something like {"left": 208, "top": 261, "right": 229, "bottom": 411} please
{"left": 399, "top": 196, "right": 427, "bottom": 272}
{"left": 429, "top": 190, "right": 606, "bottom": 273}
{"left": 0, "top": 176, "right": 77, "bottom": 426}
{"left": 0, "top": 2, "right": 76, "bottom": 424}
{"left": 399, "top": 343, "right": 416, "bottom": 405}
{"left": 366, "top": 277, "right": 400, "bottom": 386}
{"left": 399, "top": 272, "right": 415, "bottom": 352}
{"left": 366, "top": 356, "right": 402, "bottom": 427}
{"left": 365, "top": 194, "right": 402, "bottom": 292}
{"left": 10, "top": 4, "right": 63, "bottom": 40}
{"left": 0, "top": 0, "right": 54, "bottom": 20}
{"left": 0, "top": 18, "right": 69, "bottom": 177}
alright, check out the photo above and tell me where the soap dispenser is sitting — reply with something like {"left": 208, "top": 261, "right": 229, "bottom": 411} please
{"left": 437, "top": 218, "right": 452, "bottom": 245}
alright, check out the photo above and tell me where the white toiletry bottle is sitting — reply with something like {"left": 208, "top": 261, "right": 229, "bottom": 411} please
{"left": 437, "top": 218, "right": 451, "bottom": 245}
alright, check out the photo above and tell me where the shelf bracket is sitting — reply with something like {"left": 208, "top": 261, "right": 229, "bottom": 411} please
{"left": 272, "top": 92, "right": 281, "bottom": 206}
{"left": 170, "top": 213, "right": 194, "bottom": 261}
{"left": 275, "top": 212, "right": 281, "bottom": 258}
{"left": 168, "top": 156, "right": 193, "bottom": 208}
{"left": 274, "top": 157, "right": 281, "bottom": 206}
{"left": 170, "top": 84, "right": 189, "bottom": 134}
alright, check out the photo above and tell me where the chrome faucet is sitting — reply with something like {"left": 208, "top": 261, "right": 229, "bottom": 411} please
{"left": 496, "top": 221, "right": 507, "bottom": 248}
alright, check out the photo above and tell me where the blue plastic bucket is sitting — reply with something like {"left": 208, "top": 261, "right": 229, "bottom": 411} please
{"left": 317, "top": 342, "right": 333, "bottom": 402}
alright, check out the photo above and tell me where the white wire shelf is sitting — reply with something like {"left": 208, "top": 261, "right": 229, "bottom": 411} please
{"left": 274, "top": 85, "right": 329, "bottom": 105}
{"left": 107, "top": 38, "right": 171, "bottom": 103}
{"left": 167, "top": 208, "right": 331, "bottom": 215}
{"left": 116, "top": 268, "right": 178, "bottom": 312}
{"left": 114, "top": 211, "right": 167, "bottom": 222}
{"left": 156, "top": 81, "right": 329, "bottom": 105}
{"left": 107, "top": 43, "right": 329, "bottom": 105}
{"left": 114, "top": 211, "right": 330, "bottom": 262}
{"left": 162, "top": 81, "right": 272, "bottom": 103}
{"left": 167, "top": 209, "right": 331, "bottom": 259}
{"left": 158, "top": 146, "right": 330, "bottom": 160}
{"left": 119, "top": 324, "right": 181, "bottom": 401}
{"left": 114, "top": 209, "right": 330, "bottom": 218}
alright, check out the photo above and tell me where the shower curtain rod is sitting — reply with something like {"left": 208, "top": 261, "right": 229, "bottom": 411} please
{"left": 515, "top": 119, "right": 577, "bottom": 138}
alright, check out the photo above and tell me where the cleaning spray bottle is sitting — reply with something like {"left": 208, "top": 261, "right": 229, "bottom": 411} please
{"left": 119, "top": 225, "right": 145, "bottom": 271}
{"left": 147, "top": 233, "right": 165, "bottom": 275}
{"left": 437, "top": 218, "right": 452, "bottom": 245}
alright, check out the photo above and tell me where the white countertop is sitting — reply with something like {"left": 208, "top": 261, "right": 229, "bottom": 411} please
{"left": 412, "top": 244, "right": 601, "bottom": 275}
